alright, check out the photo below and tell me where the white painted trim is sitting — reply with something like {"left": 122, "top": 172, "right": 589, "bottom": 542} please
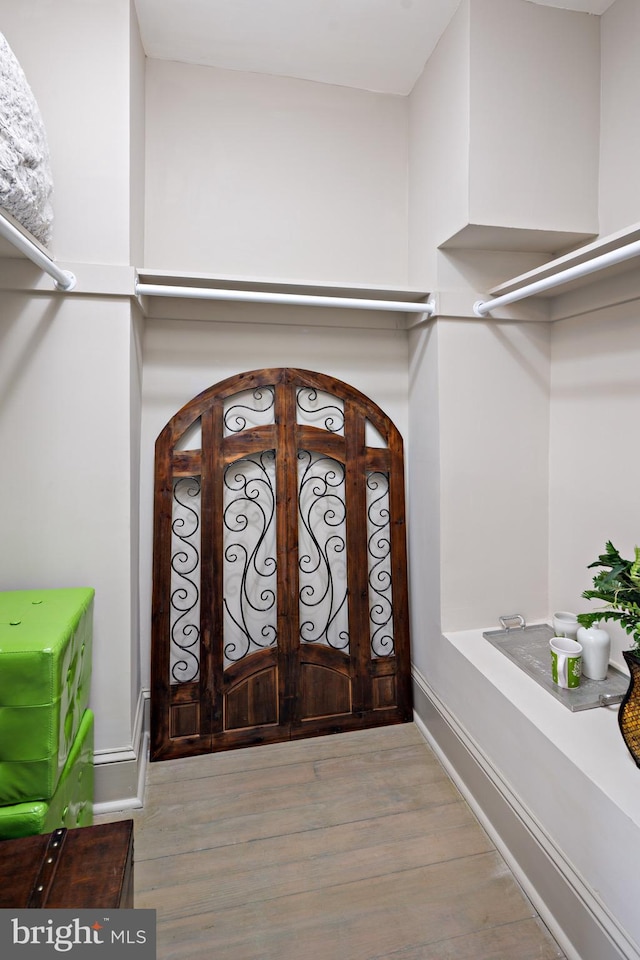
{"left": 92, "top": 688, "right": 149, "bottom": 813}
{"left": 93, "top": 733, "right": 149, "bottom": 816}
{"left": 411, "top": 666, "right": 638, "bottom": 960}
{"left": 93, "top": 687, "right": 149, "bottom": 764}
{"left": 0, "top": 258, "right": 135, "bottom": 296}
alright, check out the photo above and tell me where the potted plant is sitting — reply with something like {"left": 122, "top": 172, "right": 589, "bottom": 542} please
{"left": 577, "top": 541, "right": 640, "bottom": 766}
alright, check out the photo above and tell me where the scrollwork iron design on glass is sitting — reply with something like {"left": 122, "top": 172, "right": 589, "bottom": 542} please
{"left": 367, "top": 472, "right": 395, "bottom": 657}
{"left": 223, "top": 450, "right": 277, "bottom": 664}
{"left": 223, "top": 386, "right": 275, "bottom": 436}
{"left": 296, "top": 388, "right": 345, "bottom": 434}
{"left": 298, "top": 450, "right": 349, "bottom": 651}
{"left": 170, "top": 477, "right": 201, "bottom": 683}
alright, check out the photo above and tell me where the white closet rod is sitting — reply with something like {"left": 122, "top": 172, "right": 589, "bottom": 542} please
{"left": 0, "top": 215, "right": 76, "bottom": 291}
{"left": 473, "top": 237, "right": 640, "bottom": 317}
{"left": 135, "top": 282, "right": 435, "bottom": 316}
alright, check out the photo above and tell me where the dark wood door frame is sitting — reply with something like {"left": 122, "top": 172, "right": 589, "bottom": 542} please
{"left": 151, "top": 368, "right": 412, "bottom": 760}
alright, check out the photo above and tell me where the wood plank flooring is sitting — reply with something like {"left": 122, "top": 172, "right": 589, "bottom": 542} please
{"left": 96, "top": 723, "right": 565, "bottom": 960}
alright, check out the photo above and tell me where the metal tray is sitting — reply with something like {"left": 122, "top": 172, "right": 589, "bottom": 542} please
{"left": 483, "top": 620, "right": 629, "bottom": 712}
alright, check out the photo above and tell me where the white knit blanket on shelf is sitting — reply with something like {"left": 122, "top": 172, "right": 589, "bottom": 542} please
{"left": 0, "top": 32, "right": 53, "bottom": 246}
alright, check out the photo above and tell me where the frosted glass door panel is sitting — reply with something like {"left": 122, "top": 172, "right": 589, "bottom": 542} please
{"left": 297, "top": 450, "right": 349, "bottom": 652}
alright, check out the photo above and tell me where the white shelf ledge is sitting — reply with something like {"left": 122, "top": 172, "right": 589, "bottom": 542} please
{"left": 466, "top": 222, "right": 640, "bottom": 320}
{"left": 488, "top": 222, "right": 640, "bottom": 299}
{"left": 136, "top": 267, "right": 431, "bottom": 305}
{"left": 136, "top": 268, "right": 433, "bottom": 328}
{"left": 415, "top": 628, "right": 640, "bottom": 960}
{"left": 444, "top": 625, "right": 638, "bottom": 826}
{"left": 439, "top": 223, "right": 596, "bottom": 255}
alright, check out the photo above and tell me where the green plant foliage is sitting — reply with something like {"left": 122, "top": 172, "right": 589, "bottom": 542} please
{"left": 576, "top": 541, "right": 640, "bottom": 650}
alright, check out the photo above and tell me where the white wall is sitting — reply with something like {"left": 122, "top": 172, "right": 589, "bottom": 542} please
{"left": 0, "top": 292, "right": 138, "bottom": 753}
{"left": 0, "top": 1, "right": 146, "bottom": 774}
{"left": 0, "top": 0, "right": 135, "bottom": 265}
{"left": 436, "top": 0, "right": 599, "bottom": 301}
{"left": 408, "top": 316, "right": 553, "bottom": 676}
{"left": 549, "top": 303, "right": 640, "bottom": 669}
{"left": 139, "top": 310, "right": 409, "bottom": 688}
{"left": 547, "top": 0, "right": 640, "bottom": 669}
{"left": 129, "top": 304, "right": 144, "bottom": 728}
{"left": 599, "top": 0, "right": 640, "bottom": 236}
{"left": 408, "top": 0, "right": 600, "bottom": 296}
{"left": 408, "top": 0, "right": 470, "bottom": 287}
{"left": 438, "top": 319, "right": 551, "bottom": 631}
{"left": 468, "top": 0, "right": 600, "bottom": 237}
{"left": 406, "top": 5, "right": 640, "bottom": 957}
{"left": 144, "top": 60, "right": 408, "bottom": 285}
{"left": 129, "top": 0, "right": 146, "bottom": 266}
{"left": 407, "top": 322, "right": 442, "bottom": 679}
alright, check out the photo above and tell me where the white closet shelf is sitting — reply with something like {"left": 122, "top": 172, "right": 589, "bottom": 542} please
{"left": 135, "top": 269, "right": 434, "bottom": 327}
{"left": 467, "top": 221, "right": 640, "bottom": 320}
{"left": 488, "top": 221, "right": 640, "bottom": 299}
{"left": 136, "top": 268, "right": 431, "bottom": 305}
{"left": 439, "top": 222, "right": 596, "bottom": 255}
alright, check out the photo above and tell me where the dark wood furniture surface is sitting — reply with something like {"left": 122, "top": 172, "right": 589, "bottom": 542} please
{"left": 0, "top": 820, "right": 134, "bottom": 908}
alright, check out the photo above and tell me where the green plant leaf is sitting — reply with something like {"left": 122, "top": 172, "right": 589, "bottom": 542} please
{"left": 579, "top": 542, "right": 640, "bottom": 651}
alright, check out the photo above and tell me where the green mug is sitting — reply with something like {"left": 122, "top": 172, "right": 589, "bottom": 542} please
{"left": 550, "top": 637, "right": 582, "bottom": 689}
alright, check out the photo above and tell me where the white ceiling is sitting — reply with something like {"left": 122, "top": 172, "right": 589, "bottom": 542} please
{"left": 134, "top": 0, "right": 616, "bottom": 96}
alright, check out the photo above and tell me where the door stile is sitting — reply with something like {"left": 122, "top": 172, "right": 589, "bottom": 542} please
{"left": 275, "top": 377, "right": 299, "bottom": 732}
{"left": 202, "top": 403, "right": 224, "bottom": 742}
{"left": 387, "top": 430, "right": 412, "bottom": 720}
{"left": 344, "top": 401, "right": 371, "bottom": 717}
{"left": 152, "top": 419, "right": 211, "bottom": 759}
{"left": 150, "top": 428, "right": 174, "bottom": 760}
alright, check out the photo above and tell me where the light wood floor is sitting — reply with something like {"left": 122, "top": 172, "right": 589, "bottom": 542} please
{"left": 98, "top": 723, "right": 565, "bottom": 960}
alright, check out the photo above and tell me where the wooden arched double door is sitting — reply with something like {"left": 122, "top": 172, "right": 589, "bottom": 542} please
{"left": 151, "top": 368, "right": 411, "bottom": 760}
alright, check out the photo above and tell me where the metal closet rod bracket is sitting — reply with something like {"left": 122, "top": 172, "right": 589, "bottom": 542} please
{"left": 53, "top": 271, "right": 76, "bottom": 291}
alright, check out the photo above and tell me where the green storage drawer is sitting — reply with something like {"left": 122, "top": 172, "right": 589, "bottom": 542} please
{"left": 0, "top": 708, "right": 94, "bottom": 840}
{"left": 0, "top": 588, "right": 94, "bottom": 805}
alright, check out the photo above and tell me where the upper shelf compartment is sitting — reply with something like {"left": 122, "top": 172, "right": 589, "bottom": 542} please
{"left": 135, "top": 269, "right": 434, "bottom": 328}
{"left": 472, "top": 222, "right": 640, "bottom": 320}
{"left": 488, "top": 222, "right": 640, "bottom": 298}
{"left": 439, "top": 223, "right": 597, "bottom": 256}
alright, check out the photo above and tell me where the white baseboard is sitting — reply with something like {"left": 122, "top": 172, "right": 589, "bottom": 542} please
{"left": 92, "top": 688, "right": 149, "bottom": 814}
{"left": 411, "top": 666, "right": 638, "bottom": 960}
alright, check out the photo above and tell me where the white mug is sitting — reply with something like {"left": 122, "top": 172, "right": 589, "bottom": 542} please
{"left": 552, "top": 611, "right": 579, "bottom": 640}
{"left": 550, "top": 636, "right": 582, "bottom": 689}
